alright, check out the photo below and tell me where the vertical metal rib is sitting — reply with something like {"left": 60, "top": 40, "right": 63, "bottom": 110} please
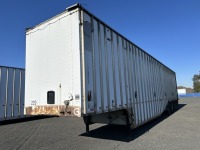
{"left": 104, "top": 25, "right": 110, "bottom": 111}
{"left": 79, "top": 10, "right": 86, "bottom": 114}
{"left": 111, "top": 31, "right": 117, "bottom": 109}
{"left": 126, "top": 42, "right": 132, "bottom": 111}
{"left": 5, "top": 68, "right": 8, "bottom": 118}
{"left": 122, "top": 40, "right": 128, "bottom": 108}
{"left": 18, "top": 70, "right": 22, "bottom": 117}
{"left": 12, "top": 69, "right": 15, "bottom": 117}
{"left": 91, "top": 16, "right": 97, "bottom": 113}
{"left": 98, "top": 21, "right": 104, "bottom": 112}
{"left": 131, "top": 44, "right": 137, "bottom": 125}
{"left": 117, "top": 35, "right": 123, "bottom": 108}
{"left": 128, "top": 43, "right": 135, "bottom": 124}
{"left": 78, "top": 9, "right": 84, "bottom": 115}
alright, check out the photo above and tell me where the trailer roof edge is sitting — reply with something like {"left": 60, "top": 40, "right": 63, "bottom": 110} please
{"left": 0, "top": 65, "right": 25, "bottom": 70}
{"left": 66, "top": 3, "right": 81, "bottom": 11}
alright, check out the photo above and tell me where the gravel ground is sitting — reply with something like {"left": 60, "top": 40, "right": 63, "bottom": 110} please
{"left": 0, "top": 97, "right": 200, "bottom": 150}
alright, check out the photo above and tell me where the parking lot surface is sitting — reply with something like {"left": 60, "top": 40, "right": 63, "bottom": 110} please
{"left": 1, "top": 98, "right": 200, "bottom": 150}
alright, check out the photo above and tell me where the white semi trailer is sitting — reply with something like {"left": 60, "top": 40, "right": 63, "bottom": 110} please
{"left": 0, "top": 66, "right": 25, "bottom": 121}
{"left": 25, "top": 4, "right": 178, "bottom": 132}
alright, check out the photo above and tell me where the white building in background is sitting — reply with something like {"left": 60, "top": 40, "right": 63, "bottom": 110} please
{"left": 177, "top": 89, "right": 186, "bottom": 95}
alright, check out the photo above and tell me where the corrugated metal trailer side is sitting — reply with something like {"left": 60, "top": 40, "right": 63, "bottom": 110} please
{"left": 75, "top": 4, "right": 178, "bottom": 131}
{"left": 25, "top": 4, "right": 178, "bottom": 131}
{"left": 0, "top": 66, "right": 25, "bottom": 121}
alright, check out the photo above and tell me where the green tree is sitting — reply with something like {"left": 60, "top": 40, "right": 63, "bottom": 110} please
{"left": 192, "top": 74, "right": 200, "bottom": 92}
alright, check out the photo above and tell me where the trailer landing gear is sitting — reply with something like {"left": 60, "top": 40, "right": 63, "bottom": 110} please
{"left": 83, "top": 116, "right": 91, "bottom": 133}
{"left": 86, "top": 124, "right": 89, "bottom": 133}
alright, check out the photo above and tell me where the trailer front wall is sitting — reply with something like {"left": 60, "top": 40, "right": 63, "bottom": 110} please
{"left": 25, "top": 8, "right": 82, "bottom": 117}
{"left": 82, "top": 11, "right": 178, "bottom": 127}
{"left": 0, "top": 66, "right": 25, "bottom": 121}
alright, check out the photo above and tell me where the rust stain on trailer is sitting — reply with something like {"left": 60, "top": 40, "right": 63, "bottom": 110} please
{"left": 25, "top": 106, "right": 81, "bottom": 117}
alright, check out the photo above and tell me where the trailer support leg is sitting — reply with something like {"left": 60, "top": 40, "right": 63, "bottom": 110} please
{"left": 86, "top": 124, "right": 89, "bottom": 133}
{"left": 83, "top": 116, "right": 91, "bottom": 133}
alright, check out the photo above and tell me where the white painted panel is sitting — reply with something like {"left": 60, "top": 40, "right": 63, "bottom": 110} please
{"left": 157, "top": 65, "right": 160, "bottom": 114}
{"left": 106, "top": 27, "right": 115, "bottom": 110}
{"left": 147, "top": 56, "right": 153, "bottom": 119}
{"left": 25, "top": 9, "right": 81, "bottom": 110}
{"left": 145, "top": 55, "right": 150, "bottom": 120}
{"left": 144, "top": 55, "right": 149, "bottom": 121}
{"left": 132, "top": 46, "right": 139, "bottom": 126}
{"left": 156, "top": 62, "right": 160, "bottom": 115}
{"left": 126, "top": 43, "right": 132, "bottom": 108}
{"left": 162, "top": 69, "right": 166, "bottom": 109}
{"left": 6, "top": 68, "right": 14, "bottom": 118}
{"left": 151, "top": 59, "right": 155, "bottom": 118}
{"left": 138, "top": 50, "right": 144, "bottom": 124}
{"left": 93, "top": 19, "right": 102, "bottom": 113}
{"left": 138, "top": 51, "right": 143, "bottom": 122}
{"left": 154, "top": 60, "right": 158, "bottom": 117}
{"left": 118, "top": 37, "right": 126, "bottom": 107}
{"left": 141, "top": 52, "right": 147, "bottom": 122}
{"left": 158, "top": 66, "right": 162, "bottom": 114}
{"left": 112, "top": 33, "right": 121, "bottom": 108}
{"left": 83, "top": 12, "right": 94, "bottom": 113}
{"left": 123, "top": 40, "right": 129, "bottom": 108}
{"left": 118, "top": 36, "right": 126, "bottom": 108}
{"left": 153, "top": 60, "right": 157, "bottom": 116}
{"left": 142, "top": 53, "right": 147, "bottom": 122}
{"left": 160, "top": 66, "right": 164, "bottom": 111}
{"left": 148, "top": 57, "right": 152, "bottom": 119}
{"left": 99, "top": 24, "right": 108, "bottom": 111}
{"left": 147, "top": 55, "right": 151, "bottom": 120}
{"left": 136, "top": 49, "right": 141, "bottom": 126}
{"left": 0, "top": 67, "right": 7, "bottom": 119}
{"left": 152, "top": 60, "right": 156, "bottom": 117}
{"left": 150, "top": 57, "right": 154, "bottom": 118}
{"left": 147, "top": 56, "right": 151, "bottom": 119}
{"left": 134, "top": 48, "right": 139, "bottom": 125}
{"left": 126, "top": 42, "right": 134, "bottom": 116}
{"left": 70, "top": 12, "right": 82, "bottom": 108}
{"left": 157, "top": 63, "right": 161, "bottom": 115}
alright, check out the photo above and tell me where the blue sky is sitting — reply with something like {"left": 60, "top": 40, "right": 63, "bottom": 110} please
{"left": 0, "top": 0, "right": 199, "bottom": 88}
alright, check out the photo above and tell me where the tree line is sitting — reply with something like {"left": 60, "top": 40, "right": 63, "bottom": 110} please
{"left": 193, "top": 73, "right": 200, "bottom": 93}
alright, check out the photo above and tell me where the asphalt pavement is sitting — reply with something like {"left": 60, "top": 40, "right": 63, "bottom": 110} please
{"left": 0, "top": 97, "right": 200, "bottom": 150}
